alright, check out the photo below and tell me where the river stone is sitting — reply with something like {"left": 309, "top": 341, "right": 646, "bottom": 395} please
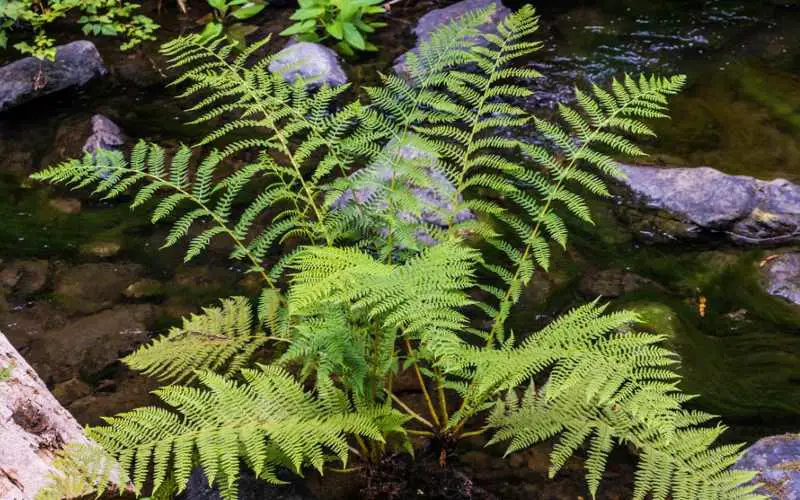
{"left": 0, "top": 41, "right": 107, "bottom": 112}
{"left": 82, "top": 114, "right": 126, "bottom": 156}
{"left": 331, "top": 135, "right": 474, "bottom": 246}
{"left": 733, "top": 433, "right": 800, "bottom": 499}
{"left": 0, "top": 260, "right": 49, "bottom": 298}
{"left": 268, "top": 42, "right": 347, "bottom": 87}
{"left": 761, "top": 252, "right": 800, "bottom": 306}
{"left": 54, "top": 262, "right": 144, "bottom": 315}
{"left": 27, "top": 304, "right": 153, "bottom": 384}
{"left": 618, "top": 165, "right": 800, "bottom": 244}
{"left": 578, "top": 268, "right": 661, "bottom": 298}
{"left": 393, "top": 0, "right": 511, "bottom": 78}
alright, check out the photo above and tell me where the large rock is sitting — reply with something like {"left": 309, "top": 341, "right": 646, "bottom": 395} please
{"left": 0, "top": 41, "right": 107, "bottom": 112}
{"left": 268, "top": 42, "right": 347, "bottom": 87}
{"left": 733, "top": 433, "right": 800, "bottom": 499}
{"left": 332, "top": 135, "right": 474, "bottom": 246}
{"left": 761, "top": 252, "right": 800, "bottom": 306}
{"left": 82, "top": 114, "right": 126, "bottom": 157}
{"left": 618, "top": 165, "right": 800, "bottom": 244}
{"left": 393, "top": 0, "right": 511, "bottom": 78}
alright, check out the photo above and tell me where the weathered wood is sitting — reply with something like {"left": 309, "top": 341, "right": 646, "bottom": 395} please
{"left": 0, "top": 332, "right": 91, "bottom": 499}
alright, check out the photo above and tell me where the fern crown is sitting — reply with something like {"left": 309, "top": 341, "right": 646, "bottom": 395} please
{"left": 32, "top": 4, "right": 764, "bottom": 500}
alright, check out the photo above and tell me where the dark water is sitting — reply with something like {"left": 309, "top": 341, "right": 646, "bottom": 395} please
{"left": 0, "top": 0, "right": 798, "bottom": 443}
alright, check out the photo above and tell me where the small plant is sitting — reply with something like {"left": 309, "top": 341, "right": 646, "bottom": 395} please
{"left": 280, "top": 0, "right": 386, "bottom": 56}
{"left": 0, "top": 0, "right": 159, "bottom": 60}
{"left": 0, "top": 361, "right": 12, "bottom": 381}
{"left": 198, "top": 0, "right": 267, "bottom": 44}
{"left": 34, "top": 4, "right": 765, "bottom": 500}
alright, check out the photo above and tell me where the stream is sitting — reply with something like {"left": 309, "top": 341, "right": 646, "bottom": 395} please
{"left": 0, "top": 0, "right": 798, "bottom": 497}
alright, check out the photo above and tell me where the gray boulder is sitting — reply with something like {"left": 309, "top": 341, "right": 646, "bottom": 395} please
{"left": 761, "top": 252, "right": 800, "bottom": 306}
{"left": 332, "top": 135, "right": 474, "bottom": 246}
{"left": 0, "top": 41, "right": 107, "bottom": 112}
{"left": 618, "top": 165, "right": 800, "bottom": 244}
{"left": 733, "top": 433, "right": 800, "bottom": 499}
{"left": 268, "top": 42, "right": 347, "bottom": 87}
{"left": 393, "top": 0, "right": 511, "bottom": 78}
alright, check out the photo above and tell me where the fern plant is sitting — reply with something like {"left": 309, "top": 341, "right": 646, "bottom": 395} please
{"left": 33, "top": 4, "right": 765, "bottom": 500}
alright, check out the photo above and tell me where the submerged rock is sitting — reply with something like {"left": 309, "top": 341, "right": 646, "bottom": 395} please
{"left": 0, "top": 41, "right": 107, "bottom": 112}
{"left": 82, "top": 114, "right": 126, "bottom": 157}
{"left": 268, "top": 42, "right": 348, "bottom": 87}
{"left": 47, "top": 197, "right": 82, "bottom": 214}
{"left": 761, "top": 252, "right": 800, "bottom": 306}
{"left": 394, "top": 0, "right": 511, "bottom": 78}
{"left": 578, "top": 268, "right": 661, "bottom": 298}
{"left": 618, "top": 165, "right": 800, "bottom": 244}
{"left": 41, "top": 113, "right": 126, "bottom": 169}
{"left": 733, "top": 433, "right": 800, "bottom": 499}
{"left": 54, "top": 262, "right": 143, "bottom": 315}
{"left": 0, "top": 260, "right": 50, "bottom": 298}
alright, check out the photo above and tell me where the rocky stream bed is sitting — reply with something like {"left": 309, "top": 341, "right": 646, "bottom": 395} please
{"left": 1, "top": 0, "right": 799, "bottom": 498}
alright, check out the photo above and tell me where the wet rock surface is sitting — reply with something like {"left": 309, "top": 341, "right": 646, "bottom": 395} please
{"left": 618, "top": 165, "right": 800, "bottom": 244}
{"left": 0, "top": 41, "right": 107, "bottom": 112}
{"left": 393, "top": 0, "right": 511, "bottom": 78}
{"left": 0, "top": 259, "right": 49, "bottom": 298}
{"left": 54, "top": 262, "right": 144, "bottom": 315}
{"left": 82, "top": 114, "right": 126, "bottom": 156}
{"left": 26, "top": 304, "right": 153, "bottom": 384}
{"left": 761, "top": 252, "right": 800, "bottom": 306}
{"left": 733, "top": 433, "right": 800, "bottom": 499}
{"left": 268, "top": 42, "right": 348, "bottom": 87}
{"left": 578, "top": 268, "right": 662, "bottom": 298}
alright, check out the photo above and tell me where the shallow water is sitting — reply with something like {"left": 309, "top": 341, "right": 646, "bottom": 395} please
{"left": 0, "top": 0, "right": 798, "bottom": 445}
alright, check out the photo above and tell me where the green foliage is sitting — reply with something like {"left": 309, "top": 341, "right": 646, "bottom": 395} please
{"left": 0, "top": 0, "right": 158, "bottom": 59}
{"left": 33, "top": 4, "right": 765, "bottom": 500}
{"left": 280, "top": 0, "right": 387, "bottom": 56}
{"left": 124, "top": 296, "right": 281, "bottom": 383}
{"left": 199, "top": 0, "right": 267, "bottom": 45}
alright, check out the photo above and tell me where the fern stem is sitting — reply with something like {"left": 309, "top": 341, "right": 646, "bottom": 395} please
{"left": 458, "top": 428, "right": 487, "bottom": 439}
{"left": 354, "top": 435, "right": 370, "bottom": 456}
{"left": 388, "top": 392, "right": 434, "bottom": 429}
{"left": 435, "top": 369, "right": 449, "bottom": 427}
{"left": 450, "top": 24, "right": 516, "bottom": 223}
{"left": 407, "top": 429, "right": 436, "bottom": 437}
{"left": 404, "top": 338, "right": 441, "bottom": 428}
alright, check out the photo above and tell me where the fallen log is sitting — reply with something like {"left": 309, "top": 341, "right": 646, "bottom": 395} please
{"left": 0, "top": 331, "right": 91, "bottom": 499}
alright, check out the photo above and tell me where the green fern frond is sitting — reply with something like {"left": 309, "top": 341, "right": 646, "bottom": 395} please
{"left": 36, "top": 442, "right": 128, "bottom": 500}
{"left": 479, "top": 304, "right": 764, "bottom": 500}
{"left": 88, "top": 366, "right": 406, "bottom": 499}
{"left": 124, "top": 297, "right": 282, "bottom": 383}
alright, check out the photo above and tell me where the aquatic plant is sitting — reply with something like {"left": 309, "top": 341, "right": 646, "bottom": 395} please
{"left": 33, "top": 4, "right": 764, "bottom": 500}
{"left": 0, "top": 0, "right": 159, "bottom": 59}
